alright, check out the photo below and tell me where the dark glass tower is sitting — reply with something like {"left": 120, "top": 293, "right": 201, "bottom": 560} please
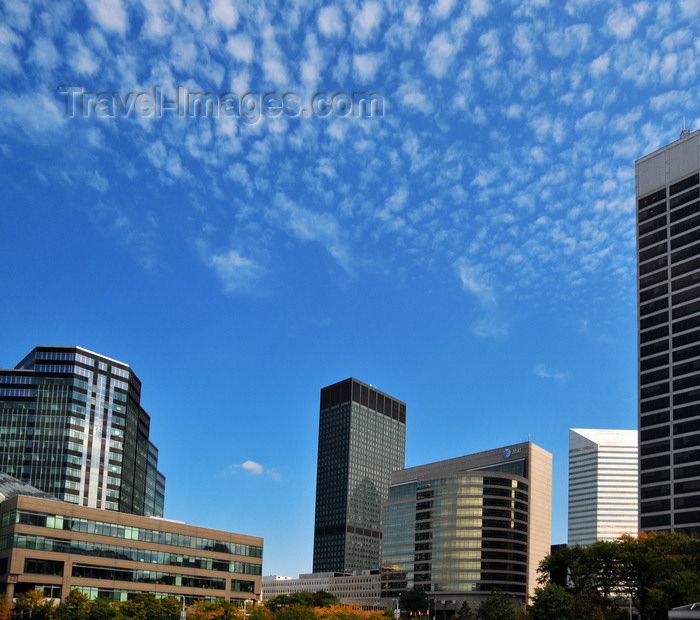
{"left": 313, "top": 378, "right": 406, "bottom": 573}
{"left": 635, "top": 129, "right": 700, "bottom": 533}
{"left": 0, "top": 346, "right": 165, "bottom": 516}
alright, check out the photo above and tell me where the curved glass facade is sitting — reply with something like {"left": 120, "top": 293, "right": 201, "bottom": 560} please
{"left": 382, "top": 473, "right": 529, "bottom": 597}
{"left": 380, "top": 443, "right": 551, "bottom": 608}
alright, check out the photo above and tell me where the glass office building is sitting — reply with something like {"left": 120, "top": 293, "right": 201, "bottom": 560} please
{"left": 568, "top": 429, "right": 638, "bottom": 546}
{"left": 380, "top": 442, "right": 551, "bottom": 609}
{"left": 635, "top": 129, "right": 700, "bottom": 533}
{"left": 0, "top": 346, "right": 165, "bottom": 517}
{"left": 313, "top": 378, "right": 406, "bottom": 573}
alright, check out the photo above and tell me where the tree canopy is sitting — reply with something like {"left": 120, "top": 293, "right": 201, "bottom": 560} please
{"left": 537, "top": 532, "right": 700, "bottom": 620}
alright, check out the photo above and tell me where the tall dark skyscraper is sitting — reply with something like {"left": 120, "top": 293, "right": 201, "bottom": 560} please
{"left": 0, "top": 346, "right": 165, "bottom": 517}
{"left": 313, "top": 378, "right": 406, "bottom": 573}
{"left": 635, "top": 129, "right": 700, "bottom": 534}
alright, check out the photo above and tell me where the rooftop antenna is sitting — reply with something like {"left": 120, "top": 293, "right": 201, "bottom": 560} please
{"left": 680, "top": 115, "right": 691, "bottom": 138}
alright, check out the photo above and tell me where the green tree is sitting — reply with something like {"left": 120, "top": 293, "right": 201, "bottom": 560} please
{"left": 454, "top": 601, "right": 474, "bottom": 620}
{"left": 476, "top": 590, "right": 514, "bottom": 620}
{"left": 571, "top": 589, "right": 604, "bottom": 620}
{"left": 13, "top": 590, "right": 55, "bottom": 620}
{"left": 247, "top": 604, "right": 273, "bottom": 620}
{"left": 287, "top": 594, "right": 315, "bottom": 609}
{"left": 312, "top": 593, "right": 340, "bottom": 609}
{"left": 618, "top": 531, "right": 700, "bottom": 620}
{"left": 265, "top": 595, "right": 291, "bottom": 613}
{"left": 55, "top": 590, "right": 90, "bottom": 620}
{"left": 583, "top": 541, "right": 622, "bottom": 609}
{"left": 87, "top": 598, "right": 119, "bottom": 620}
{"left": 528, "top": 584, "right": 574, "bottom": 620}
{"left": 118, "top": 593, "right": 179, "bottom": 620}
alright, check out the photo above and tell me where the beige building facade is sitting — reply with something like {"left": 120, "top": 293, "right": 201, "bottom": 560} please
{"left": 0, "top": 495, "right": 263, "bottom": 604}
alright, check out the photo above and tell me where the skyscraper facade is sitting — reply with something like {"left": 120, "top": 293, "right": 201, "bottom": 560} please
{"left": 635, "top": 129, "right": 700, "bottom": 534}
{"left": 568, "top": 429, "right": 638, "bottom": 546}
{"left": 380, "top": 442, "right": 552, "bottom": 608}
{"left": 312, "top": 378, "right": 406, "bottom": 573}
{"left": 0, "top": 346, "right": 165, "bottom": 517}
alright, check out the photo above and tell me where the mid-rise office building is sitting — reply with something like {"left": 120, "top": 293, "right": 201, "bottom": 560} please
{"left": 262, "top": 570, "right": 383, "bottom": 609}
{"left": 568, "top": 429, "right": 638, "bottom": 546}
{"left": 380, "top": 442, "right": 552, "bottom": 608}
{"left": 312, "top": 378, "right": 406, "bottom": 573}
{"left": 635, "top": 129, "right": 700, "bottom": 534}
{"left": 0, "top": 483, "right": 262, "bottom": 603}
{"left": 0, "top": 346, "right": 165, "bottom": 517}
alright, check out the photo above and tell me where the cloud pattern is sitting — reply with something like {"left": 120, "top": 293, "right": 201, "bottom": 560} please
{"left": 1, "top": 0, "right": 698, "bottom": 321}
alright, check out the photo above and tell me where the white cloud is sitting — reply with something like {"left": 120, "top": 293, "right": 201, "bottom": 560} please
{"left": 226, "top": 34, "right": 254, "bottom": 63}
{"left": 478, "top": 29, "right": 500, "bottom": 65}
{"left": 679, "top": 0, "right": 700, "bottom": 18}
{"left": 85, "top": 0, "right": 128, "bottom": 35}
{"left": 589, "top": 52, "right": 610, "bottom": 77}
{"left": 87, "top": 170, "right": 109, "bottom": 192}
{"left": 455, "top": 259, "right": 496, "bottom": 305}
{"left": 353, "top": 52, "right": 381, "bottom": 80}
{"left": 352, "top": 1, "right": 382, "bottom": 41}
{"left": 431, "top": 0, "right": 456, "bottom": 19}
{"left": 318, "top": 6, "right": 344, "bottom": 37}
{"left": 198, "top": 243, "right": 265, "bottom": 293}
{"left": 469, "top": 0, "right": 491, "bottom": 18}
{"left": 210, "top": 0, "right": 239, "bottom": 30}
{"left": 263, "top": 57, "right": 288, "bottom": 85}
{"left": 66, "top": 33, "right": 100, "bottom": 75}
{"left": 605, "top": 7, "right": 638, "bottom": 39}
{"left": 425, "top": 31, "right": 457, "bottom": 78}
{"left": 474, "top": 316, "right": 509, "bottom": 338}
{"left": 28, "top": 37, "right": 59, "bottom": 70}
{"left": 512, "top": 23, "right": 535, "bottom": 56}
{"left": 534, "top": 363, "right": 570, "bottom": 381}
{"left": 0, "top": 93, "right": 65, "bottom": 139}
{"left": 225, "top": 460, "right": 280, "bottom": 479}
{"left": 241, "top": 460, "right": 263, "bottom": 474}
{"left": 268, "top": 193, "right": 351, "bottom": 271}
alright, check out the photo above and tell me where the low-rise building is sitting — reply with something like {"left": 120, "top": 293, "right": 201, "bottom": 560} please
{"left": 0, "top": 491, "right": 263, "bottom": 604}
{"left": 262, "top": 570, "right": 385, "bottom": 610}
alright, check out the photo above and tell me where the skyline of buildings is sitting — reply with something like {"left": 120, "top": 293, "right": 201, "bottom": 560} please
{"left": 0, "top": 346, "right": 165, "bottom": 518}
{"left": 7, "top": 154, "right": 700, "bottom": 607}
{"left": 635, "top": 129, "right": 700, "bottom": 535}
{"left": 312, "top": 378, "right": 406, "bottom": 573}
{"left": 380, "top": 442, "right": 552, "bottom": 608}
{"left": 567, "top": 428, "right": 638, "bottom": 547}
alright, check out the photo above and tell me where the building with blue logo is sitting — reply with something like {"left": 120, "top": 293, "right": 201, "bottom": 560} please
{"left": 380, "top": 442, "right": 551, "bottom": 609}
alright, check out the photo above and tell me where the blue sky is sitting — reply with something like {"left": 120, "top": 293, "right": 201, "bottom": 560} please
{"left": 1, "top": 0, "right": 699, "bottom": 577}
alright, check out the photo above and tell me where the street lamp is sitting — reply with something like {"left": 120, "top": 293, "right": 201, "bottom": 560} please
{"left": 390, "top": 598, "right": 400, "bottom": 620}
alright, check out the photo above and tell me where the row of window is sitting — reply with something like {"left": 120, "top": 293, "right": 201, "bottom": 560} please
{"left": 3, "top": 509, "right": 263, "bottom": 558}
